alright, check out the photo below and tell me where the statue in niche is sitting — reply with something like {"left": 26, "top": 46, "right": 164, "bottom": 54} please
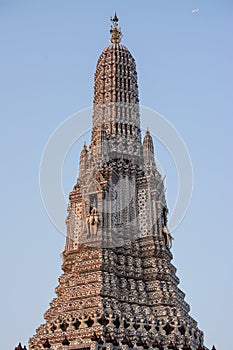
{"left": 85, "top": 214, "right": 91, "bottom": 236}
{"left": 162, "top": 226, "right": 173, "bottom": 249}
{"left": 86, "top": 199, "right": 99, "bottom": 236}
{"left": 161, "top": 206, "right": 173, "bottom": 249}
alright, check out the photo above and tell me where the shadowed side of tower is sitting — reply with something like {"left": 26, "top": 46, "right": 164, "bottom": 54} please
{"left": 29, "top": 15, "right": 208, "bottom": 350}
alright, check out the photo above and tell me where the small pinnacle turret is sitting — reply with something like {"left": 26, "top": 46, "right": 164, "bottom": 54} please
{"left": 143, "top": 128, "right": 156, "bottom": 173}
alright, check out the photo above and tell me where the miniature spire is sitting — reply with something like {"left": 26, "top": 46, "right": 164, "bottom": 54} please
{"left": 110, "top": 12, "right": 123, "bottom": 44}
{"left": 143, "top": 128, "right": 154, "bottom": 154}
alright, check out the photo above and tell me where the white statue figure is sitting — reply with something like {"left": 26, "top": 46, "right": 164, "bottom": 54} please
{"left": 162, "top": 225, "right": 173, "bottom": 249}
{"left": 85, "top": 214, "right": 91, "bottom": 236}
{"left": 86, "top": 199, "right": 99, "bottom": 236}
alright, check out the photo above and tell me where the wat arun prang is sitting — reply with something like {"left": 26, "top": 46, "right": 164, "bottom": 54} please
{"left": 26, "top": 15, "right": 216, "bottom": 350}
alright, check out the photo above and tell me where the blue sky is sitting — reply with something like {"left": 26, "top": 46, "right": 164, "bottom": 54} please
{"left": 1, "top": 1, "right": 233, "bottom": 349}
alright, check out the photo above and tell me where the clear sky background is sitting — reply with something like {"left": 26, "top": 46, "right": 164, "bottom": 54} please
{"left": 1, "top": 1, "right": 233, "bottom": 349}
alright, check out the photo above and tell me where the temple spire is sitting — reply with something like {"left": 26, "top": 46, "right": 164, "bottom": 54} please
{"left": 110, "top": 12, "right": 123, "bottom": 44}
{"left": 29, "top": 15, "right": 209, "bottom": 350}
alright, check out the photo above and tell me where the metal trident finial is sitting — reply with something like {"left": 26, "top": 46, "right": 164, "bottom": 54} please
{"left": 110, "top": 12, "right": 123, "bottom": 44}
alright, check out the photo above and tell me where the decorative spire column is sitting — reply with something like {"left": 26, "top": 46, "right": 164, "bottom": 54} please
{"left": 29, "top": 15, "right": 210, "bottom": 350}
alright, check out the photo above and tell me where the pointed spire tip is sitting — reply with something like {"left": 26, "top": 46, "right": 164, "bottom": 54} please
{"left": 110, "top": 12, "right": 123, "bottom": 44}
